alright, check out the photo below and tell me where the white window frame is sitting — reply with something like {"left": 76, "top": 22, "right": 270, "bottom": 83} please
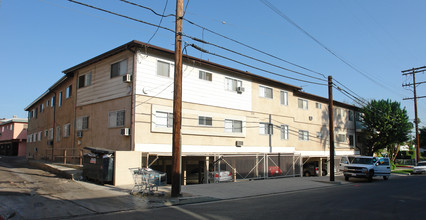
{"left": 316, "top": 102, "right": 322, "bottom": 109}
{"left": 38, "top": 131, "right": 42, "bottom": 141}
{"left": 259, "top": 122, "right": 273, "bottom": 135}
{"left": 76, "top": 116, "right": 89, "bottom": 131}
{"left": 58, "top": 91, "right": 62, "bottom": 107}
{"left": 63, "top": 123, "right": 71, "bottom": 137}
{"left": 280, "top": 90, "right": 288, "bottom": 106}
{"left": 199, "top": 70, "right": 212, "bottom": 81}
{"left": 198, "top": 116, "right": 213, "bottom": 126}
{"left": 225, "top": 119, "right": 243, "bottom": 133}
{"left": 108, "top": 110, "right": 125, "bottom": 128}
{"left": 281, "top": 125, "right": 289, "bottom": 140}
{"left": 111, "top": 59, "right": 128, "bottom": 78}
{"left": 299, "top": 130, "right": 309, "bottom": 141}
{"left": 51, "top": 96, "right": 55, "bottom": 107}
{"left": 78, "top": 72, "right": 91, "bottom": 89}
{"left": 157, "top": 60, "right": 171, "bottom": 78}
{"left": 156, "top": 111, "right": 173, "bottom": 128}
{"left": 48, "top": 128, "right": 54, "bottom": 141}
{"left": 337, "top": 134, "right": 346, "bottom": 143}
{"left": 298, "top": 98, "right": 308, "bottom": 110}
{"left": 225, "top": 77, "right": 242, "bottom": 92}
{"left": 66, "top": 85, "right": 72, "bottom": 99}
{"left": 259, "top": 85, "right": 273, "bottom": 99}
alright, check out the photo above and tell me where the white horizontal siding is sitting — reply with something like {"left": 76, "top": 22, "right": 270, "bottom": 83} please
{"left": 77, "top": 56, "right": 133, "bottom": 106}
{"left": 135, "top": 53, "right": 252, "bottom": 111}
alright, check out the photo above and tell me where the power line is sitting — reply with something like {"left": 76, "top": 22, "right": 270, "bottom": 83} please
{"left": 119, "top": 0, "right": 327, "bottom": 79}
{"left": 260, "top": 0, "right": 406, "bottom": 98}
{"left": 68, "top": 0, "right": 175, "bottom": 33}
{"left": 189, "top": 43, "right": 327, "bottom": 86}
{"left": 188, "top": 36, "right": 327, "bottom": 82}
{"left": 147, "top": 0, "right": 169, "bottom": 44}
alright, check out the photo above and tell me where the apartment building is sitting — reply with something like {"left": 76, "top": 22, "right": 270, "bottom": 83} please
{"left": 0, "top": 116, "right": 28, "bottom": 156}
{"left": 25, "top": 40, "right": 359, "bottom": 182}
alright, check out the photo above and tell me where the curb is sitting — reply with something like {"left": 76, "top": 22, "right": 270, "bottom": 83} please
{"left": 27, "top": 160, "right": 82, "bottom": 180}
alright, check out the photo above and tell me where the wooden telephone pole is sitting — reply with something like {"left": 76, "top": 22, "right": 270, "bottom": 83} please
{"left": 328, "top": 76, "right": 335, "bottom": 182}
{"left": 171, "top": 0, "right": 183, "bottom": 197}
{"left": 402, "top": 66, "right": 426, "bottom": 164}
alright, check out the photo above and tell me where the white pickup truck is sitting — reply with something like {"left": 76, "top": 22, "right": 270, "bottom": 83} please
{"left": 343, "top": 156, "right": 391, "bottom": 182}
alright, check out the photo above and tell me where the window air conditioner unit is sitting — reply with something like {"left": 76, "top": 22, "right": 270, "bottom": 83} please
{"left": 236, "top": 87, "right": 245, "bottom": 93}
{"left": 121, "top": 128, "right": 130, "bottom": 136}
{"left": 122, "top": 74, "right": 132, "bottom": 83}
{"left": 235, "top": 141, "right": 243, "bottom": 147}
{"left": 77, "top": 131, "right": 83, "bottom": 138}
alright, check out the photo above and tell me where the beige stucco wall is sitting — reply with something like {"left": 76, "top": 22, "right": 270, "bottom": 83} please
{"left": 75, "top": 96, "right": 132, "bottom": 152}
{"left": 114, "top": 151, "right": 142, "bottom": 186}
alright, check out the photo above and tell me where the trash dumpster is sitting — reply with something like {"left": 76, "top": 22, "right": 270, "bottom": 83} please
{"left": 82, "top": 147, "right": 115, "bottom": 185}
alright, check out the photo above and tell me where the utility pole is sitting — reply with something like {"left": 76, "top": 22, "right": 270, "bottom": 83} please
{"left": 328, "top": 76, "right": 335, "bottom": 181}
{"left": 402, "top": 66, "right": 426, "bottom": 164}
{"left": 171, "top": 0, "right": 183, "bottom": 197}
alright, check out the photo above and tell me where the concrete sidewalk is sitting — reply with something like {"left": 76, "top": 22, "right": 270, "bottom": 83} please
{"left": 26, "top": 159, "right": 406, "bottom": 207}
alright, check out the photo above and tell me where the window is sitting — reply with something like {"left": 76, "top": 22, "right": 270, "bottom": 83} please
{"left": 78, "top": 72, "right": 91, "bottom": 89}
{"left": 337, "top": 134, "right": 346, "bottom": 142}
{"left": 198, "top": 116, "right": 212, "bottom": 126}
{"left": 259, "top": 85, "right": 273, "bottom": 99}
{"left": 41, "top": 103, "right": 44, "bottom": 112}
{"left": 48, "top": 128, "right": 54, "bottom": 140}
{"left": 199, "top": 71, "right": 212, "bottom": 81}
{"left": 45, "top": 130, "right": 48, "bottom": 137}
{"left": 66, "top": 85, "right": 72, "bottom": 99}
{"left": 259, "top": 123, "right": 273, "bottom": 135}
{"left": 157, "top": 60, "right": 170, "bottom": 77}
{"left": 34, "top": 133, "right": 37, "bottom": 142}
{"left": 281, "top": 125, "right": 289, "bottom": 140}
{"left": 348, "top": 111, "right": 354, "bottom": 121}
{"left": 225, "top": 119, "right": 242, "bottom": 133}
{"left": 58, "top": 92, "right": 62, "bottom": 107}
{"left": 316, "top": 102, "right": 322, "bottom": 109}
{"left": 225, "top": 77, "right": 242, "bottom": 92}
{"left": 349, "top": 135, "right": 354, "bottom": 146}
{"left": 336, "top": 108, "right": 343, "bottom": 117}
{"left": 77, "top": 116, "right": 89, "bottom": 131}
{"left": 299, "top": 130, "right": 309, "bottom": 141}
{"left": 298, "top": 98, "right": 308, "bottom": 110}
{"left": 156, "top": 111, "right": 173, "bottom": 128}
{"left": 28, "top": 134, "right": 32, "bottom": 143}
{"left": 280, "top": 91, "right": 288, "bottom": 106}
{"left": 51, "top": 96, "right": 55, "bottom": 107}
{"left": 46, "top": 100, "right": 49, "bottom": 108}
{"left": 108, "top": 110, "right": 125, "bottom": 127}
{"left": 56, "top": 126, "right": 61, "bottom": 142}
{"left": 63, "top": 124, "right": 70, "bottom": 137}
{"left": 111, "top": 59, "right": 128, "bottom": 78}
{"left": 35, "top": 108, "right": 38, "bottom": 118}
{"left": 38, "top": 131, "right": 42, "bottom": 141}
{"left": 10, "top": 125, "right": 13, "bottom": 131}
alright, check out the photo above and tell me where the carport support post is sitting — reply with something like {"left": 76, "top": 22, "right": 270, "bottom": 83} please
{"left": 204, "top": 157, "right": 209, "bottom": 184}
{"left": 328, "top": 76, "right": 335, "bottom": 181}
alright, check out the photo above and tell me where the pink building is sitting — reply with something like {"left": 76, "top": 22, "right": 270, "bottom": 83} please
{"left": 0, "top": 116, "right": 28, "bottom": 156}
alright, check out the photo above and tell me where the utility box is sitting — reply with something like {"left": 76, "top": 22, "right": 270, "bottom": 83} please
{"left": 82, "top": 147, "right": 115, "bottom": 185}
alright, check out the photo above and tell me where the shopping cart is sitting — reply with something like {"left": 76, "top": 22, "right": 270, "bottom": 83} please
{"left": 129, "top": 167, "right": 167, "bottom": 195}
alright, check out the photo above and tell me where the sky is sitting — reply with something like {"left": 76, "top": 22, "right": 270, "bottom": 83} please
{"left": 1, "top": 0, "right": 425, "bottom": 131}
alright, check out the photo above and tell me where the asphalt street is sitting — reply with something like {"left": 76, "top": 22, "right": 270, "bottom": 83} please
{"left": 74, "top": 175, "right": 426, "bottom": 220}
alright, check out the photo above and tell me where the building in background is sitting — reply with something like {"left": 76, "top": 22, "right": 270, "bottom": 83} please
{"left": 0, "top": 116, "right": 28, "bottom": 156}
{"left": 25, "top": 40, "right": 361, "bottom": 183}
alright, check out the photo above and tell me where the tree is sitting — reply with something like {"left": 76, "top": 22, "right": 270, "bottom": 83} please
{"left": 359, "top": 99, "right": 412, "bottom": 156}
{"left": 420, "top": 127, "right": 426, "bottom": 149}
